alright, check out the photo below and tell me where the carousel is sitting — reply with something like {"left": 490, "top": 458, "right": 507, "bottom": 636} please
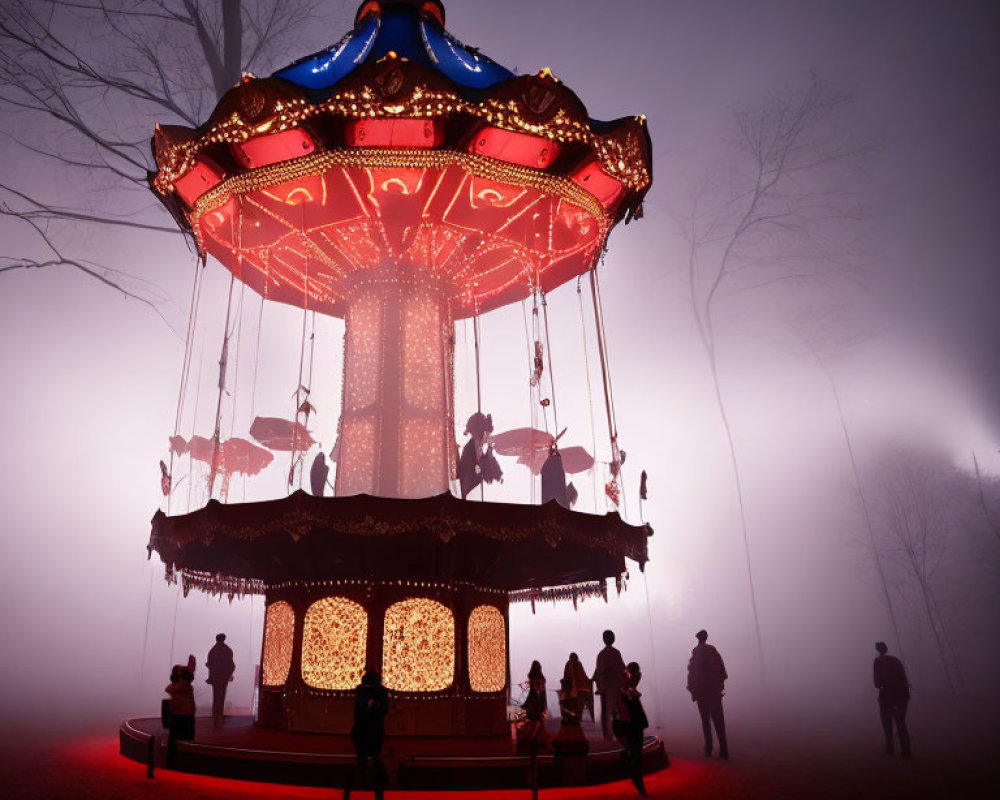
{"left": 122, "top": 0, "right": 662, "bottom": 790}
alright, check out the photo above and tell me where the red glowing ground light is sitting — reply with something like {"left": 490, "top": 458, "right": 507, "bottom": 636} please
{"left": 51, "top": 731, "right": 711, "bottom": 800}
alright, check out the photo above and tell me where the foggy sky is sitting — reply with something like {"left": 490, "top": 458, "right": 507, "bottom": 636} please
{"left": 0, "top": 0, "right": 998, "bottom": 750}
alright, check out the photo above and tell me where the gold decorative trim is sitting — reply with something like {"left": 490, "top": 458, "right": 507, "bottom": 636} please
{"left": 190, "top": 147, "right": 610, "bottom": 251}
{"left": 153, "top": 83, "right": 650, "bottom": 194}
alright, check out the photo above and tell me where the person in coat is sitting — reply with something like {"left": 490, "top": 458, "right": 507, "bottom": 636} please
{"left": 594, "top": 629, "right": 627, "bottom": 740}
{"left": 686, "top": 629, "right": 728, "bottom": 758}
{"left": 164, "top": 655, "right": 197, "bottom": 767}
{"left": 613, "top": 662, "right": 649, "bottom": 797}
{"left": 873, "top": 641, "right": 911, "bottom": 758}
{"left": 351, "top": 666, "right": 389, "bottom": 799}
{"left": 206, "top": 633, "right": 235, "bottom": 722}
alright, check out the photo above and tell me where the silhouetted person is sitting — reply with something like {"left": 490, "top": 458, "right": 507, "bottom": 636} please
{"left": 687, "top": 629, "right": 728, "bottom": 758}
{"left": 517, "top": 660, "right": 552, "bottom": 753}
{"left": 310, "top": 452, "right": 330, "bottom": 496}
{"left": 613, "top": 662, "right": 649, "bottom": 797}
{"left": 594, "top": 629, "right": 627, "bottom": 740}
{"left": 206, "top": 633, "right": 235, "bottom": 722}
{"left": 873, "top": 641, "right": 911, "bottom": 758}
{"left": 164, "top": 655, "right": 196, "bottom": 767}
{"left": 458, "top": 412, "right": 503, "bottom": 498}
{"left": 562, "top": 652, "right": 594, "bottom": 722}
{"left": 350, "top": 667, "right": 389, "bottom": 800}
{"left": 527, "top": 660, "right": 548, "bottom": 715}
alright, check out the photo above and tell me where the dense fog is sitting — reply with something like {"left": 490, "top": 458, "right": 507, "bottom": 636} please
{"left": 0, "top": 0, "right": 997, "bottom": 761}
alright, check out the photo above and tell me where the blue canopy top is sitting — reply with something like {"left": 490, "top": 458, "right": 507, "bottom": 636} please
{"left": 272, "top": 3, "right": 515, "bottom": 92}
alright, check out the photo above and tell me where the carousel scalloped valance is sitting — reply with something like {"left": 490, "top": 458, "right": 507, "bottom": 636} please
{"left": 149, "top": 490, "right": 651, "bottom": 593}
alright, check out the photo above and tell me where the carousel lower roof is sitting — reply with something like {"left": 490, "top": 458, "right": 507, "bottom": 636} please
{"left": 149, "top": 491, "right": 651, "bottom": 592}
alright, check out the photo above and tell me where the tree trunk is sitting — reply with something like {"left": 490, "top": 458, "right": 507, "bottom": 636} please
{"left": 222, "top": 0, "right": 244, "bottom": 90}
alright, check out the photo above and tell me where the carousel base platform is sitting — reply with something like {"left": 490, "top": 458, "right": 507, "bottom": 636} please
{"left": 121, "top": 714, "right": 669, "bottom": 790}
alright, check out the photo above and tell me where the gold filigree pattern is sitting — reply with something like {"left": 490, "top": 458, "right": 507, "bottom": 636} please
{"left": 153, "top": 83, "right": 649, "bottom": 194}
{"left": 382, "top": 597, "right": 454, "bottom": 691}
{"left": 262, "top": 600, "right": 295, "bottom": 686}
{"left": 467, "top": 605, "right": 506, "bottom": 693}
{"left": 301, "top": 596, "right": 368, "bottom": 690}
{"left": 192, "top": 149, "right": 609, "bottom": 236}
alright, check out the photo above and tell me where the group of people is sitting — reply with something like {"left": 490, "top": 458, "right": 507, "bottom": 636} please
{"left": 516, "top": 630, "right": 652, "bottom": 795}
{"left": 515, "top": 631, "right": 912, "bottom": 796}
{"left": 162, "top": 633, "right": 389, "bottom": 797}
{"left": 161, "top": 629, "right": 912, "bottom": 793}
{"left": 162, "top": 633, "right": 236, "bottom": 764}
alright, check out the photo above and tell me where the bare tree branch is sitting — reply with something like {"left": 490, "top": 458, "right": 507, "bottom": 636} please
{"left": 1, "top": 182, "right": 182, "bottom": 233}
{"left": 0, "top": 0, "right": 320, "bottom": 327}
{"left": 1, "top": 210, "right": 184, "bottom": 338}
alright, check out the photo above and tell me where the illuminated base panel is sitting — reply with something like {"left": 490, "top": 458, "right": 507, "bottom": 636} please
{"left": 258, "top": 581, "right": 509, "bottom": 736}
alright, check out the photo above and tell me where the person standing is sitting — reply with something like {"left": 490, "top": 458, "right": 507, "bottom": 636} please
{"left": 686, "top": 629, "right": 728, "bottom": 758}
{"left": 873, "top": 641, "right": 911, "bottom": 758}
{"left": 613, "top": 661, "right": 649, "bottom": 797}
{"left": 206, "top": 633, "right": 235, "bottom": 722}
{"left": 351, "top": 666, "right": 389, "bottom": 800}
{"left": 562, "top": 652, "right": 594, "bottom": 722}
{"left": 594, "top": 630, "right": 627, "bottom": 740}
{"left": 164, "top": 655, "right": 197, "bottom": 767}
{"left": 517, "top": 660, "right": 553, "bottom": 753}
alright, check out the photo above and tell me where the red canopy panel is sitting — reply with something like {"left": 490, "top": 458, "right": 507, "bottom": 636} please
{"left": 194, "top": 154, "right": 606, "bottom": 319}
{"left": 148, "top": 491, "right": 651, "bottom": 592}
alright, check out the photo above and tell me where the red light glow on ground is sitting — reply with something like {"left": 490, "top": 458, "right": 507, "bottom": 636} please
{"left": 44, "top": 731, "right": 711, "bottom": 800}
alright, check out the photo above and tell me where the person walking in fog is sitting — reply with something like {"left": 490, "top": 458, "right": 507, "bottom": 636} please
{"left": 594, "top": 629, "right": 627, "bottom": 740}
{"left": 206, "top": 633, "right": 235, "bottom": 722}
{"left": 873, "top": 641, "right": 911, "bottom": 758}
{"left": 687, "top": 629, "right": 728, "bottom": 758}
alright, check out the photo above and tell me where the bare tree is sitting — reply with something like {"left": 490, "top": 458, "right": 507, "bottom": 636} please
{"left": 870, "top": 446, "right": 965, "bottom": 692}
{"left": 971, "top": 451, "right": 1000, "bottom": 545}
{"left": 791, "top": 305, "right": 907, "bottom": 659}
{"left": 0, "top": 0, "right": 320, "bottom": 301}
{"left": 677, "top": 73, "right": 869, "bottom": 679}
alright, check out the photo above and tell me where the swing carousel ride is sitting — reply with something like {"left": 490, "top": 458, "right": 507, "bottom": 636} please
{"left": 125, "top": 0, "right": 661, "bottom": 789}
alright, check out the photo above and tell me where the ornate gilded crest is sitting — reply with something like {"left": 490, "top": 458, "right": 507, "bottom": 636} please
{"left": 375, "top": 64, "right": 406, "bottom": 98}
{"left": 524, "top": 83, "right": 557, "bottom": 118}
{"left": 239, "top": 86, "right": 269, "bottom": 123}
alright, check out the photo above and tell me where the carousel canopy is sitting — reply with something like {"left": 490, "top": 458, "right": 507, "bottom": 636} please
{"left": 148, "top": 0, "right": 652, "bottom": 320}
{"left": 149, "top": 491, "right": 651, "bottom": 592}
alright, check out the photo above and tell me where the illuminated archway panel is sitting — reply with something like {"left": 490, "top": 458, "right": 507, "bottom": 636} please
{"left": 262, "top": 601, "right": 295, "bottom": 686}
{"left": 301, "top": 596, "right": 368, "bottom": 690}
{"left": 467, "top": 605, "right": 506, "bottom": 693}
{"left": 382, "top": 598, "right": 454, "bottom": 691}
